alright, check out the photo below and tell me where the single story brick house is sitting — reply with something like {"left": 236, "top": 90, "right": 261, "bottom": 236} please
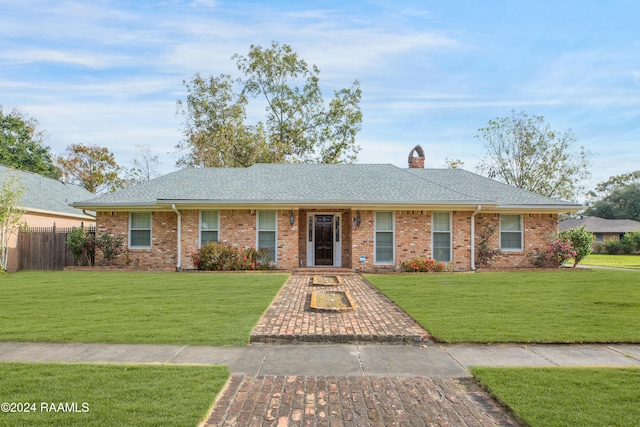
{"left": 559, "top": 216, "right": 640, "bottom": 243}
{"left": 72, "top": 147, "right": 581, "bottom": 271}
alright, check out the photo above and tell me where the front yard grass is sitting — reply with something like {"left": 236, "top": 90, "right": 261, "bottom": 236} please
{"left": 0, "top": 362, "right": 229, "bottom": 427}
{"left": 365, "top": 269, "right": 640, "bottom": 343}
{"left": 0, "top": 271, "right": 288, "bottom": 346}
{"left": 581, "top": 253, "right": 640, "bottom": 269}
{"left": 472, "top": 367, "right": 640, "bottom": 427}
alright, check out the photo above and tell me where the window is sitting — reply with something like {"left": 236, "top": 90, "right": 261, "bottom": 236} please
{"left": 595, "top": 233, "right": 603, "bottom": 242}
{"left": 130, "top": 212, "right": 151, "bottom": 248}
{"left": 375, "top": 211, "right": 394, "bottom": 264}
{"left": 200, "top": 211, "right": 219, "bottom": 246}
{"left": 432, "top": 212, "right": 451, "bottom": 262}
{"left": 500, "top": 214, "right": 523, "bottom": 251}
{"left": 257, "top": 210, "right": 277, "bottom": 263}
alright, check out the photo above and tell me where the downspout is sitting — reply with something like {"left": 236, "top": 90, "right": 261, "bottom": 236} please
{"left": 470, "top": 205, "right": 482, "bottom": 271}
{"left": 171, "top": 204, "right": 182, "bottom": 271}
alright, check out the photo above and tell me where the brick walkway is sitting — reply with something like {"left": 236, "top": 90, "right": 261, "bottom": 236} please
{"left": 203, "top": 375, "right": 520, "bottom": 427}
{"left": 207, "top": 274, "right": 521, "bottom": 426}
{"left": 251, "top": 274, "right": 430, "bottom": 344}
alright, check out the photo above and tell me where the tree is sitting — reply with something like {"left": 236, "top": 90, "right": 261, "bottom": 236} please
{"left": 586, "top": 170, "right": 640, "bottom": 203}
{"left": 126, "top": 144, "right": 161, "bottom": 184}
{"left": 56, "top": 144, "right": 126, "bottom": 194}
{"left": 585, "top": 183, "right": 640, "bottom": 221}
{"left": 0, "top": 173, "right": 25, "bottom": 272}
{"left": 559, "top": 226, "right": 594, "bottom": 267}
{"left": 475, "top": 110, "right": 591, "bottom": 201}
{"left": 176, "top": 41, "right": 362, "bottom": 167}
{"left": 0, "top": 106, "right": 61, "bottom": 179}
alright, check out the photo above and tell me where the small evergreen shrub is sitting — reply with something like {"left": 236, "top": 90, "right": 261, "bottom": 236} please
{"left": 603, "top": 239, "right": 623, "bottom": 254}
{"left": 191, "top": 242, "right": 271, "bottom": 271}
{"left": 400, "top": 257, "right": 447, "bottom": 272}
{"left": 66, "top": 228, "right": 95, "bottom": 266}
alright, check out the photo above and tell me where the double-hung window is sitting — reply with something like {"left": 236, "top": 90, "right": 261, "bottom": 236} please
{"left": 129, "top": 212, "right": 151, "bottom": 248}
{"left": 375, "top": 211, "right": 394, "bottom": 264}
{"left": 500, "top": 214, "right": 523, "bottom": 251}
{"left": 200, "top": 211, "right": 219, "bottom": 246}
{"left": 432, "top": 212, "right": 451, "bottom": 262}
{"left": 257, "top": 210, "right": 277, "bottom": 263}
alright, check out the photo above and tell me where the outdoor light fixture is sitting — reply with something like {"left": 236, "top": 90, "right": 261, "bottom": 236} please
{"left": 289, "top": 210, "right": 295, "bottom": 225}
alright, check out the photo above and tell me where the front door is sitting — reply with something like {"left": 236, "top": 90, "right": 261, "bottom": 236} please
{"left": 314, "top": 215, "right": 334, "bottom": 265}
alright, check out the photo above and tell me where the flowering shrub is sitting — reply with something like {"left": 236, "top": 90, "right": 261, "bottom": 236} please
{"left": 559, "top": 226, "right": 594, "bottom": 267}
{"left": 530, "top": 235, "right": 577, "bottom": 268}
{"left": 191, "top": 242, "right": 271, "bottom": 271}
{"left": 400, "top": 257, "right": 447, "bottom": 272}
{"left": 95, "top": 233, "right": 125, "bottom": 263}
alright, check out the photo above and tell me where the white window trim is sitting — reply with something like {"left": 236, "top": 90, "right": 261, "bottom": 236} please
{"left": 374, "top": 211, "right": 395, "bottom": 265}
{"left": 129, "top": 212, "right": 152, "bottom": 249}
{"left": 199, "top": 210, "right": 220, "bottom": 247}
{"left": 500, "top": 214, "right": 523, "bottom": 252}
{"left": 432, "top": 211, "right": 452, "bottom": 263}
{"left": 256, "top": 210, "right": 278, "bottom": 264}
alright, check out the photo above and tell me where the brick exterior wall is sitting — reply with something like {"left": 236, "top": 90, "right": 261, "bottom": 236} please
{"left": 474, "top": 213, "right": 558, "bottom": 268}
{"left": 95, "top": 209, "right": 558, "bottom": 271}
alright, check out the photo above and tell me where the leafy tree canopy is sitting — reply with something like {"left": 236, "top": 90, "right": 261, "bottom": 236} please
{"left": 0, "top": 106, "right": 61, "bottom": 179}
{"left": 176, "top": 41, "right": 362, "bottom": 167}
{"left": 475, "top": 110, "right": 591, "bottom": 202}
{"left": 56, "top": 144, "right": 126, "bottom": 194}
{"left": 585, "top": 182, "right": 640, "bottom": 221}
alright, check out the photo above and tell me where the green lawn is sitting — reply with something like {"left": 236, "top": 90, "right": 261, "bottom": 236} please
{"left": 365, "top": 269, "right": 640, "bottom": 343}
{"left": 472, "top": 367, "right": 640, "bottom": 427}
{"left": 581, "top": 253, "right": 640, "bottom": 269}
{"left": 0, "top": 271, "right": 288, "bottom": 346}
{"left": 0, "top": 362, "right": 229, "bottom": 427}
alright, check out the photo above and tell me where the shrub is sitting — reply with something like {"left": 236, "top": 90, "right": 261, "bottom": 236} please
{"left": 530, "top": 235, "right": 577, "bottom": 268}
{"left": 476, "top": 225, "right": 500, "bottom": 268}
{"left": 559, "top": 226, "right": 594, "bottom": 267}
{"left": 191, "top": 242, "right": 270, "bottom": 271}
{"left": 95, "top": 233, "right": 125, "bottom": 264}
{"left": 66, "top": 228, "right": 95, "bottom": 266}
{"left": 603, "top": 239, "right": 623, "bottom": 254}
{"left": 621, "top": 231, "right": 640, "bottom": 254}
{"left": 400, "top": 257, "right": 447, "bottom": 272}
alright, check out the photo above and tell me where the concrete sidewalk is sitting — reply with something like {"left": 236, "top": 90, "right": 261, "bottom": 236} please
{"left": 2, "top": 341, "right": 639, "bottom": 374}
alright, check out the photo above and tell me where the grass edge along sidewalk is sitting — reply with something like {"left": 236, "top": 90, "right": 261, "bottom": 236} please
{"left": 472, "top": 367, "right": 640, "bottom": 427}
{"left": 365, "top": 269, "right": 640, "bottom": 343}
{"left": 0, "top": 271, "right": 288, "bottom": 346}
{"left": 0, "top": 362, "right": 229, "bottom": 427}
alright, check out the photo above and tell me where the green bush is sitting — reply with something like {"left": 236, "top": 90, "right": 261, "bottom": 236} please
{"left": 559, "top": 226, "right": 595, "bottom": 267}
{"left": 95, "top": 233, "right": 125, "bottom": 263}
{"left": 530, "top": 235, "right": 577, "bottom": 268}
{"left": 191, "top": 242, "right": 271, "bottom": 271}
{"left": 400, "top": 257, "right": 447, "bottom": 272}
{"left": 66, "top": 228, "right": 95, "bottom": 266}
{"left": 621, "top": 231, "right": 640, "bottom": 254}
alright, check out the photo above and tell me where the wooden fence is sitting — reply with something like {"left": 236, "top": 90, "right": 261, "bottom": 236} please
{"left": 17, "top": 226, "right": 95, "bottom": 271}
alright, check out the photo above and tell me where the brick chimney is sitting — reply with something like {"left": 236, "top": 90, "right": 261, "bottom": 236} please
{"left": 408, "top": 145, "right": 425, "bottom": 168}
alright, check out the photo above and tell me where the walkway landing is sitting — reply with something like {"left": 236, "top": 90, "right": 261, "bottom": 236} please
{"left": 251, "top": 273, "right": 429, "bottom": 344}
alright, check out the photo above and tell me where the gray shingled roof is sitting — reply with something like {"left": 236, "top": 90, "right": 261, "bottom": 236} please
{"left": 0, "top": 165, "right": 95, "bottom": 218}
{"left": 559, "top": 216, "right": 640, "bottom": 233}
{"left": 72, "top": 163, "right": 582, "bottom": 211}
{"left": 407, "top": 168, "right": 579, "bottom": 207}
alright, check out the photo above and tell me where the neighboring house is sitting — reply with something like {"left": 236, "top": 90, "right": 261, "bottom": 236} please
{"left": 71, "top": 147, "right": 582, "bottom": 271}
{"left": 0, "top": 165, "right": 95, "bottom": 271}
{"left": 559, "top": 216, "right": 640, "bottom": 243}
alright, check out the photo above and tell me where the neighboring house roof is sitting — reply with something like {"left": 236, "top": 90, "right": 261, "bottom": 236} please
{"left": 72, "top": 163, "right": 582, "bottom": 212}
{"left": 0, "top": 165, "right": 95, "bottom": 220}
{"left": 559, "top": 216, "right": 640, "bottom": 233}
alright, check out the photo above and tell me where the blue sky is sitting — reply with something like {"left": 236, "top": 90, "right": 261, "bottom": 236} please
{"left": 2, "top": 0, "right": 639, "bottom": 197}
